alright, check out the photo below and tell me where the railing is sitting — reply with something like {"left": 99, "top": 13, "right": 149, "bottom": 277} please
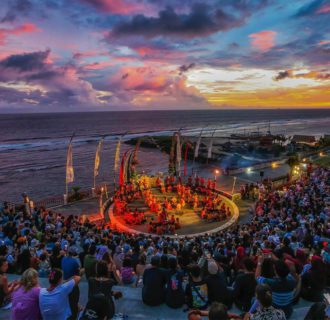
{"left": 1, "top": 183, "right": 117, "bottom": 210}
{"left": 35, "top": 195, "right": 65, "bottom": 209}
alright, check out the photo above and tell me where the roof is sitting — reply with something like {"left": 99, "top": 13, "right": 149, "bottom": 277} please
{"left": 291, "top": 135, "right": 316, "bottom": 143}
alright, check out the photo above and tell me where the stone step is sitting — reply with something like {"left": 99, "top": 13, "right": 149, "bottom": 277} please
{"left": 1, "top": 274, "right": 313, "bottom": 320}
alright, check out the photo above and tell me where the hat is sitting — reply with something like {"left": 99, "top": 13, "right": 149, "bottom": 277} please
{"left": 208, "top": 261, "right": 218, "bottom": 275}
{"left": 123, "top": 244, "right": 130, "bottom": 253}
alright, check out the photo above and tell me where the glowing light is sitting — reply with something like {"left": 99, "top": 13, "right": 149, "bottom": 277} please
{"left": 319, "top": 152, "right": 324, "bottom": 157}
{"left": 272, "top": 162, "right": 277, "bottom": 169}
{"left": 215, "top": 169, "right": 220, "bottom": 175}
{"left": 246, "top": 167, "right": 252, "bottom": 174}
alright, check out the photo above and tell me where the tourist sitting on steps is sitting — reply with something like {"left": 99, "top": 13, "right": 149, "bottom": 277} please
{"left": 142, "top": 255, "right": 166, "bottom": 306}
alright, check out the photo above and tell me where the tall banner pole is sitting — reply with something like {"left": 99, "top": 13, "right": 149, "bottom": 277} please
{"left": 193, "top": 128, "right": 203, "bottom": 174}
{"left": 93, "top": 137, "right": 104, "bottom": 191}
{"left": 231, "top": 176, "right": 237, "bottom": 195}
{"left": 176, "top": 131, "right": 182, "bottom": 177}
{"left": 65, "top": 133, "right": 75, "bottom": 204}
{"left": 184, "top": 143, "right": 189, "bottom": 178}
{"left": 114, "top": 133, "right": 126, "bottom": 189}
{"left": 207, "top": 129, "right": 216, "bottom": 164}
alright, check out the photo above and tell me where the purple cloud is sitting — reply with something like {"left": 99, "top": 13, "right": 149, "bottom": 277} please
{"left": 110, "top": 4, "right": 242, "bottom": 39}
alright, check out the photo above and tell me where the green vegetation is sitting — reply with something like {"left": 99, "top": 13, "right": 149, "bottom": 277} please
{"left": 313, "top": 156, "right": 330, "bottom": 168}
{"left": 69, "top": 186, "right": 83, "bottom": 202}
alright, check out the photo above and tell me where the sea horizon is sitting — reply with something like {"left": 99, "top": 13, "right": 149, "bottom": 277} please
{"left": 1, "top": 109, "right": 330, "bottom": 203}
{"left": 1, "top": 106, "right": 330, "bottom": 115}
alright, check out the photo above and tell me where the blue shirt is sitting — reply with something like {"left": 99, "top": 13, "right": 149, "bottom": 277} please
{"left": 39, "top": 279, "right": 75, "bottom": 320}
{"left": 61, "top": 256, "right": 79, "bottom": 280}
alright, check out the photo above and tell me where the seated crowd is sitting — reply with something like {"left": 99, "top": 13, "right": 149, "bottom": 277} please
{"left": 0, "top": 166, "right": 329, "bottom": 319}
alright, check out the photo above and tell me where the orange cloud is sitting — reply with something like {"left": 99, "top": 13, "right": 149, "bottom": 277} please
{"left": 274, "top": 69, "right": 330, "bottom": 81}
{"left": 0, "top": 23, "right": 40, "bottom": 45}
{"left": 205, "top": 85, "right": 330, "bottom": 108}
{"left": 249, "top": 30, "right": 277, "bottom": 52}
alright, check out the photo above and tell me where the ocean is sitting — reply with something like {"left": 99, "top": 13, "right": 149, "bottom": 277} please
{"left": 1, "top": 109, "right": 330, "bottom": 203}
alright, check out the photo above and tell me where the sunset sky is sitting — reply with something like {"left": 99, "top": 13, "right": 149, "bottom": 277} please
{"left": 0, "top": 0, "right": 329, "bottom": 111}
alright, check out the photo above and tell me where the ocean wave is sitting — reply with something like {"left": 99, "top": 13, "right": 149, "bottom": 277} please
{"left": 1, "top": 117, "right": 330, "bottom": 152}
{"left": 15, "top": 164, "right": 63, "bottom": 173}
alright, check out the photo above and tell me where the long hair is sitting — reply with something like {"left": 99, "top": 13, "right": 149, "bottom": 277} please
{"left": 20, "top": 268, "right": 38, "bottom": 291}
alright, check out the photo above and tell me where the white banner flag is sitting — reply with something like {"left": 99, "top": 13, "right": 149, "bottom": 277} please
{"left": 114, "top": 137, "right": 122, "bottom": 173}
{"left": 94, "top": 138, "right": 103, "bottom": 178}
{"left": 207, "top": 130, "right": 216, "bottom": 159}
{"left": 194, "top": 129, "right": 203, "bottom": 158}
{"left": 66, "top": 139, "right": 74, "bottom": 184}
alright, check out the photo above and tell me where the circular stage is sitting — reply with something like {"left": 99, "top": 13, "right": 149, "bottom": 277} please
{"left": 109, "top": 186, "right": 239, "bottom": 237}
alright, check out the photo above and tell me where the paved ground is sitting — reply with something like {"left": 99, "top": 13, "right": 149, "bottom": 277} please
{"left": 193, "top": 162, "right": 290, "bottom": 194}
{"left": 54, "top": 198, "right": 101, "bottom": 217}
{"left": 0, "top": 274, "right": 313, "bottom": 320}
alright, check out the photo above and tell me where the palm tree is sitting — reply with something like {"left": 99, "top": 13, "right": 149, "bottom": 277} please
{"left": 287, "top": 155, "right": 300, "bottom": 181}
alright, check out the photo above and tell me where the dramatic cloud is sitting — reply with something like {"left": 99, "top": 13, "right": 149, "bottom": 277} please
{"left": 0, "top": 49, "right": 50, "bottom": 72}
{"left": 274, "top": 69, "right": 330, "bottom": 81}
{"left": 249, "top": 30, "right": 277, "bottom": 52}
{"left": 0, "top": 50, "right": 107, "bottom": 108}
{"left": 106, "top": 65, "right": 208, "bottom": 107}
{"left": 0, "top": 0, "right": 329, "bottom": 110}
{"left": 0, "top": 23, "right": 39, "bottom": 45}
{"left": 274, "top": 70, "right": 291, "bottom": 81}
{"left": 79, "top": 0, "right": 147, "bottom": 15}
{"left": 178, "top": 63, "right": 196, "bottom": 75}
{"left": 294, "top": 0, "right": 327, "bottom": 17}
{"left": 110, "top": 4, "right": 241, "bottom": 39}
{"left": 1, "top": 0, "right": 32, "bottom": 22}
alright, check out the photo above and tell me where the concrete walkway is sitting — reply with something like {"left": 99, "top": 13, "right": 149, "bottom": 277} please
{"left": 1, "top": 274, "right": 313, "bottom": 320}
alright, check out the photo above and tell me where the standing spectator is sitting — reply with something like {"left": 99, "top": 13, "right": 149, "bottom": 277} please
{"left": 39, "top": 268, "right": 81, "bottom": 320}
{"left": 142, "top": 256, "right": 166, "bottom": 306}
{"left": 12, "top": 268, "right": 41, "bottom": 320}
